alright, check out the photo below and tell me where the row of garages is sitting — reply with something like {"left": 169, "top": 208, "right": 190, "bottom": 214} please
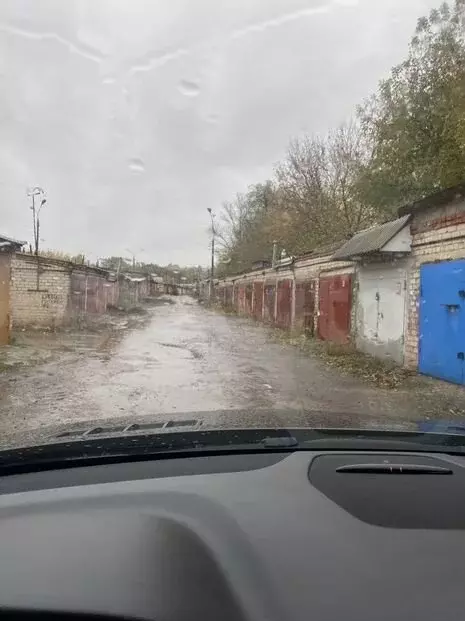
{"left": 213, "top": 182, "right": 465, "bottom": 386}
{"left": 216, "top": 253, "right": 355, "bottom": 346}
{"left": 0, "top": 245, "right": 154, "bottom": 341}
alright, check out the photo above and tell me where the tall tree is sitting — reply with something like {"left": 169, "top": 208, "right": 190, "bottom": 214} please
{"left": 358, "top": 0, "right": 465, "bottom": 210}
{"left": 275, "top": 122, "right": 375, "bottom": 254}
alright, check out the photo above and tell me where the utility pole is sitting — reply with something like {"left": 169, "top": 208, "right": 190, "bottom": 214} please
{"left": 125, "top": 247, "right": 144, "bottom": 270}
{"left": 207, "top": 208, "right": 215, "bottom": 300}
{"left": 27, "top": 187, "right": 46, "bottom": 255}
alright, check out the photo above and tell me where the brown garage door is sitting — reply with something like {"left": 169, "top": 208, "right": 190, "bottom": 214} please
{"left": 263, "top": 284, "right": 276, "bottom": 323}
{"left": 245, "top": 284, "right": 253, "bottom": 316}
{"left": 276, "top": 279, "right": 292, "bottom": 328}
{"left": 253, "top": 282, "right": 263, "bottom": 319}
{"left": 295, "top": 280, "right": 315, "bottom": 335}
{"left": 318, "top": 274, "right": 352, "bottom": 344}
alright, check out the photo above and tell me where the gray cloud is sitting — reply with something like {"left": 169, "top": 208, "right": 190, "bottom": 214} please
{"left": 0, "top": 0, "right": 436, "bottom": 264}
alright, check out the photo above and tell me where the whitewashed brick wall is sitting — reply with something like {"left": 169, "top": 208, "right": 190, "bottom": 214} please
{"left": 10, "top": 254, "right": 71, "bottom": 328}
{"left": 404, "top": 197, "right": 465, "bottom": 369}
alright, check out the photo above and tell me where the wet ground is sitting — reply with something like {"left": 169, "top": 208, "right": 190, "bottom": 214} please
{"left": 1, "top": 295, "right": 465, "bottom": 447}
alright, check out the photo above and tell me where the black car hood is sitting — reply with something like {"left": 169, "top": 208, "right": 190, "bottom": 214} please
{"left": 0, "top": 407, "right": 419, "bottom": 451}
{"left": 5, "top": 407, "right": 465, "bottom": 449}
{"left": 1, "top": 410, "right": 465, "bottom": 475}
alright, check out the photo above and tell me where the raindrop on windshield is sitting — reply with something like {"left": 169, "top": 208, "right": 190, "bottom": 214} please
{"left": 179, "top": 79, "right": 200, "bottom": 97}
{"left": 128, "top": 158, "right": 145, "bottom": 174}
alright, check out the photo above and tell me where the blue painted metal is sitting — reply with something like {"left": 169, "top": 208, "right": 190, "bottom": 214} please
{"left": 417, "top": 420, "right": 465, "bottom": 434}
{"left": 419, "top": 260, "right": 465, "bottom": 384}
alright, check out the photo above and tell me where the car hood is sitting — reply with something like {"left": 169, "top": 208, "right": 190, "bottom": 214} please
{"left": 2, "top": 408, "right": 465, "bottom": 452}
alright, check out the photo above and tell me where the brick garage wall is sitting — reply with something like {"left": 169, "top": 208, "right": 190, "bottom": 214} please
{"left": 10, "top": 254, "right": 71, "bottom": 328}
{"left": 404, "top": 197, "right": 465, "bottom": 369}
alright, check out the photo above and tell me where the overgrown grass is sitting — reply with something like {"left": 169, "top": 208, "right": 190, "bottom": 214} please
{"left": 271, "top": 329, "right": 415, "bottom": 389}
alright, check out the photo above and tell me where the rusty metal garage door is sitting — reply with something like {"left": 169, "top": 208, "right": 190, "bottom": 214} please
{"left": 276, "top": 279, "right": 292, "bottom": 329}
{"left": 253, "top": 282, "right": 263, "bottom": 320}
{"left": 295, "top": 280, "right": 315, "bottom": 335}
{"left": 237, "top": 285, "right": 246, "bottom": 314}
{"left": 245, "top": 284, "right": 253, "bottom": 316}
{"left": 318, "top": 274, "right": 352, "bottom": 344}
{"left": 263, "top": 284, "right": 276, "bottom": 323}
{"left": 224, "top": 285, "right": 233, "bottom": 310}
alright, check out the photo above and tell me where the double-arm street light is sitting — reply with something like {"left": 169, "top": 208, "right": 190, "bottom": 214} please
{"left": 207, "top": 208, "right": 215, "bottom": 299}
{"left": 125, "top": 247, "right": 144, "bottom": 269}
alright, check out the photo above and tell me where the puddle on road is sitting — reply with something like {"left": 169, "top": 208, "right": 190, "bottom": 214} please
{"left": 6, "top": 306, "right": 155, "bottom": 367}
{"left": 1, "top": 295, "right": 450, "bottom": 448}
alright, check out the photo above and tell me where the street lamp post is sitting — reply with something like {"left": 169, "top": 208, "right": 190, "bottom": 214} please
{"left": 28, "top": 187, "right": 46, "bottom": 256}
{"left": 125, "top": 248, "right": 144, "bottom": 269}
{"left": 207, "top": 208, "right": 215, "bottom": 300}
{"left": 36, "top": 197, "right": 47, "bottom": 256}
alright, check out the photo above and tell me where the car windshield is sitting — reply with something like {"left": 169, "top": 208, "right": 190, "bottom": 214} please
{"left": 1, "top": 0, "right": 465, "bottom": 451}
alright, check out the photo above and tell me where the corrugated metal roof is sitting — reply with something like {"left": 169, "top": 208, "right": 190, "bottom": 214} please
{"left": 331, "top": 215, "right": 410, "bottom": 260}
{"left": 298, "top": 239, "right": 347, "bottom": 259}
{"left": 124, "top": 274, "right": 147, "bottom": 283}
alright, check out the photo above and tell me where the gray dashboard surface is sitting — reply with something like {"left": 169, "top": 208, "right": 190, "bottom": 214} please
{"left": 0, "top": 451, "right": 464, "bottom": 621}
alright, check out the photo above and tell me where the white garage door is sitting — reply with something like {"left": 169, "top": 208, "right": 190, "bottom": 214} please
{"left": 357, "top": 261, "right": 407, "bottom": 364}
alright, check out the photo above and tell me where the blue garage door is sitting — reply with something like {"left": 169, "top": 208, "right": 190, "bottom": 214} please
{"left": 419, "top": 260, "right": 465, "bottom": 384}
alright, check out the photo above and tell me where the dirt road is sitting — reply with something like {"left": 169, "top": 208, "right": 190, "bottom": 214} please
{"left": 0, "top": 295, "right": 464, "bottom": 447}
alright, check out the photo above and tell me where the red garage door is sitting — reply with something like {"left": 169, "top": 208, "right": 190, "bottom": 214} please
{"left": 276, "top": 279, "right": 292, "bottom": 328}
{"left": 253, "top": 282, "right": 264, "bottom": 319}
{"left": 318, "top": 275, "right": 352, "bottom": 344}
{"left": 237, "top": 285, "right": 246, "bottom": 314}
{"left": 245, "top": 284, "right": 253, "bottom": 316}
{"left": 295, "top": 280, "right": 315, "bottom": 335}
{"left": 263, "top": 284, "right": 276, "bottom": 323}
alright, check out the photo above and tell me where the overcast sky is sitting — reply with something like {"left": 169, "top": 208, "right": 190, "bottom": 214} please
{"left": 0, "top": 0, "right": 436, "bottom": 265}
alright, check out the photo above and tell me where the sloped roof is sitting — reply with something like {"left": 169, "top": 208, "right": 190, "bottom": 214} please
{"left": 398, "top": 182, "right": 465, "bottom": 217}
{"left": 331, "top": 215, "right": 410, "bottom": 260}
{"left": 0, "top": 234, "right": 26, "bottom": 249}
{"left": 123, "top": 274, "right": 147, "bottom": 283}
{"left": 298, "top": 238, "right": 347, "bottom": 260}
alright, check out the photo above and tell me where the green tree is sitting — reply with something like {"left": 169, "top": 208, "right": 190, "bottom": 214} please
{"left": 358, "top": 0, "right": 465, "bottom": 211}
{"left": 216, "top": 181, "right": 278, "bottom": 274}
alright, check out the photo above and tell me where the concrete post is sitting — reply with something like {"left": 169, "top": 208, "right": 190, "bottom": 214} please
{"left": 290, "top": 275, "right": 296, "bottom": 330}
{"left": 262, "top": 279, "right": 266, "bottom": 321}
{"left": 274, "top": 275, "right": 279, "bottom": 323}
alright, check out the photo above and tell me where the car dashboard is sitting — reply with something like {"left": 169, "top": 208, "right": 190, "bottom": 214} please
{"left": 0, "top": 449, "right": 464, "bottom": 621}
